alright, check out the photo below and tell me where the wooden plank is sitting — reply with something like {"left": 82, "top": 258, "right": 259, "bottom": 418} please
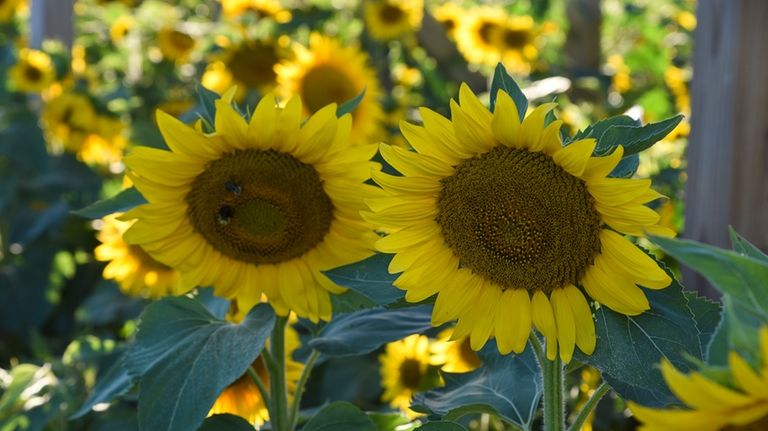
{"left": 30, "top": 0, "right": 76, "bottom": 49}
{"left": 685, "top": 0, "right": 768, "bottom": 297}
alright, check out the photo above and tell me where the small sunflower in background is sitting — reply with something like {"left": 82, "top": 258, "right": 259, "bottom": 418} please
{"left": 121, "top": 90, "right": 379, "bottom": 323}
{"left": 629, "top": 327, "right": 768, "bottom": 430}
{"left": 276, "top": 34, "right": 385, "bottom": 145}
{"left": 95, "top": 214, "right": 181, "bottom": 298}
{"left": 430, "top": 329, "right": 481, "bottom": 374}
{"left": 203, "top": 38, "right": 291, "bottom": 97}
{"left": 157, "top": 27, "right": 195, "bottom": 63}
{"left": 455, "top": 7, "right": 539, "bottom": 74}
{"left": 219, "top": 0, "right": 292, "bottom": 23}
{"left": 431, "top": 2, "right": 463, "bottom": 38}
{"left": 42, "top": 91, "right": 96, "bottom": 155}
{"left": 572, "top": 367, "right": 602, "bottom": 431}
{"left": 380, "top": 334, "right": 442, "bottom": 417}
{"left": 364, "top": 0, "right": 423, "bottom": 42}
{"left": 78, "top": 115, "right": 127, "bottom": 167}
{"left": 209, "top": 307, "right": 303, "bottom": 425}
{"left": 366, "top": 85, "right": 674, "bottom": 363}
{"left": 9, "top": 48, "right": 56, "bottom": 93}
{"left": 607, "top": 54, "right": 632, "bottom": 94}
{"left": 109, "top": 15, "right": 134, "bottom": 44}
{"left": 665, "top": 65, "right": 691, "bottom": 116}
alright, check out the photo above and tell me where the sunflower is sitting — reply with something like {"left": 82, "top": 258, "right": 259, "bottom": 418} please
{"left": 430, "top": 328, "right": 481, "bottom": 373}
{"left": 365, "top": 84, "right": 674, "bottom": 363}
{"left": 209, "top": 311, "right": 303, "bottom": 425}
{"left": 42, "top": 91, "right": 96, "bottom": 155}
{"left": 455, "top": 8, "right": 538, "bottom": 74}
{"left": 9, "top": 48, "right": 56, "bottom": 93}
{"left": 380, "top": 334, "right": 441, "bottom": 417}
{"left": 157, "top": 27, "right": 195, "bottom": 63}
{"left": 121, "top": 91, "right": 378, "bottom": 322}
{"left": 110, "top": 15, "right": 134, "bottom": 44}
{"left": 607, "top": 54, "right": 632, "bottom": 94}
{"left": 432, "top": 3, "right": 463, "bottom": 38}
{"left": 276, "top": 34, "right": 385, "bottom": 146}
{"left": 95, "top": 214, "right": 181, "bottom": 298}
{"left": 78, "top": 116, "right": 127, "bottom": 166}
{"left": 364, "top": 0, "right": 424, "bottom": 42}
{"left": 203, "top": 38, "right": 289, "bottom": 96}
{"left": 629, "top": 327, "right": 768, "bottom": 431}
{"left": 219, "top": 0, "right": 292, "bottom": 23}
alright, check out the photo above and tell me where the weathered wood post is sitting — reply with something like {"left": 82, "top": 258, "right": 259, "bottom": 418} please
{"left": 30, "top": 0, "right": 76, "bottom": 49}
{"left": 685, "top": 0, "right": 768, "bottom": 297}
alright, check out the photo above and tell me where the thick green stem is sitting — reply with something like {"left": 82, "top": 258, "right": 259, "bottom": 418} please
{"left": 534, "top": 336, "right": 565, "bottom": 431}
{"left": 288, "top": 349, "right": 320, "bottom": 430}
{"left": 567, "top": 382, "right": 610, "bottom": 431}
{"left": 268, "top": 316, "right": 289, "bottom": 431}
{"left": 246, "top": 366, "right": 271, "bottom": 410}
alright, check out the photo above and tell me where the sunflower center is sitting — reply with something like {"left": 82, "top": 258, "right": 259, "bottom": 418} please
{"left": 170, "top": 30, "right": 194, "bottom": 52}
{"left": 398, "top": 359, "right": 423, "bottom": 390}
{"left": 301, "top": 65, "right": 357, "bottom": 115}
{"left": 478, "top": 22, "right": 500, "bottom": 44}
{"left": 724, "top": 415, "right": 768, "bottom": 431}
{"left": 227, "top": 43, "right": 279, "bottom": 89}
{"left": 503, "top": 29, "right": 530, "bottom": 50}
{"left": 436, "top": 146, "right": 602, "bottom": 292}
{"left": 24, "top": 65, "right": 43, "bottom": 82}
{"left": 379, "top": 4, "right": 405, "bottom": 24}
{"left": 185, "top": 149, "right": 334, "bottom": 265}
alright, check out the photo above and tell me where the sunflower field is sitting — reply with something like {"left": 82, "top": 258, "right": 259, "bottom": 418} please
{"left": 2, "top": 0, "right": 768, "bottom": 430}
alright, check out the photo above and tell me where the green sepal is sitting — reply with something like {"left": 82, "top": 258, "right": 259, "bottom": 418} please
{"left": 337, "top": 87, "right": 367, "bottom": 118}
{"left": 72, "top": 187, "right": 146, "bottom": 219}
{"left": 489, "top": 63, "right": 528, "bottom": 119}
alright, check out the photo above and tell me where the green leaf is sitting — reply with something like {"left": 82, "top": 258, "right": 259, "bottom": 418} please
{"left": 337, "top": 87, "right": 367, "bottom": 118}
{"left": 331, "top": 289, "right": 379, "bottom": 314}
{"left": 72, "top": 187, "right": 147, "bottom": 219}
{"left": 595, "top": 115, "right": 684, "bottom": 156}
{"left": 195, "top": 83, "right": 220, "bottom": 133}
{"left": 197, "top": 414, "right": 254, "bottom": 431}
{"left": 0, "top": 364, "right": 41, "bottom": 414}
{"left": 651, "top": 236, "right": 768, "bottom": 323}
{"left": 684, "top": 292, "right": 722, "bottom": 362}
{"left": 367, "top": 412, "right": 414, "bottom": 431}
{"left": 573, "top": 277, "right": 706, "bottom": 407}
{"left": 489, "top": 63, "right": 527, "bottom": 120}
{"left": 416, "top": 421, "right": 468, "bottom": 431}
{"left": 413, "top": 341, "right": 541, "bottom": 429}
{"left": 302, "top": 402, "right": 377, "bottom": 431}
{"left": 571, "top": 115, "right": 639, "bottom": 143}
{"left": 729, "top": 227, "right": 768, "bottom": 263}
{"left": 309, "top": 305, "right": 433, "bottom": 357}
{"left": 323, "top": 254, "right": 403, "bottom": 306}
{"left": 608, "top": 153, "right": 639, "bottom": 178}
{"left": 124, "top": 298, "right": 275, "bottom": 431}
{"left": 70, "top": 353, "right": 133, "bottom": 419}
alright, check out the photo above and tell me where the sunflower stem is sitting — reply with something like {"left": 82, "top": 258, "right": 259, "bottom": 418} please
{"left": 539, "top": 339, "right": 565, "bottom": 431}
{"left": 268, "top": 316, "right": 290, "bottom": 431}
{"left": 246, "top": 366, "right": 271, "bottom": 411}
{"left": 567, "top": 382, "right": 610, "bottom": 431}
{"left": 288, "top": 349, "right": 321, "bottom": 430}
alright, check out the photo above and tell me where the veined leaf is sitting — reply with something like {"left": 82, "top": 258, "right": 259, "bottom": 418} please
{"left": 323, "top": 254, "right": 403, "bottom": 306}
{"left": 489, "top": 63, "right": 527, "bottom": 119}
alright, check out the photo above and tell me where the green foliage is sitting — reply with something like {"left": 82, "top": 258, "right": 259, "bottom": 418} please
{"left": 413, "top": 341, "right": 542, "bottom": 430}
{"left": 415, "top": 422, "right": 468, "bottom": 431}
{"left": 309, "top": 305, "right": 433, "bottom": 357}
{"left": 337, "top": 88, "right": 367, "bottom": 118}
{"left": 197, "top": 414, "right": 255, "bottom": 431}
{"left": 653, "top": 233, "right": 768, "bottom": 363}
{"left": 195, "top": 82, "right": 221, "bottom": 133}
{"left": 72, "top": 187, "right": 147, "bottom": 219}
{"left": 123, "top": 298, "right": 275, "bottom": 431}
{"left": 302, "top": 402, "right": 377, "bottom": 431}
{"left": 70, "top": 353, "right": 132, "bottom": 419}
{"left": 323, "top": 254, "right": 403, "bottom": 306}
{"left": 573, "top": 272, "right": 713, "bottom": 407}
{"left": 489, "top": 63, "right": 528, "bottom": 118}
{"left": 595, "top": 115, "right": 683, "bottom": 156}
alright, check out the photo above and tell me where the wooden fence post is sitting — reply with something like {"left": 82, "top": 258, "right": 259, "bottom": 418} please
{"left": 684, "top": 0, "right": 768, "bottom": 297}
{"left": 30, "top": 0, "right": 76, "bottom": 49}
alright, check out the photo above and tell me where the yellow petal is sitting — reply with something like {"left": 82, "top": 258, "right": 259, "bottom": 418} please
{"left": 582, "top": 145, "right": 624, "bottom": 180}
{"left": 491, "top": 90, "right": 522, "bottom": 148}
{"left": 564, "top": 285, "right": 596, "bottom": 354}
{"left": 551, "top": 288, "right": 576, "bottom": 363}
{"left": 552, "top": 138, "right": 595, "bottom": 177}
{"left": 531, "top": 290, "right": 558, "bottom": 360}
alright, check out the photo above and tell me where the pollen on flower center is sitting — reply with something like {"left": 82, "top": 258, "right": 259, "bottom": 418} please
{"left": 436, "top": 146, "right": 602, "bottom": 293}
{"left": 185, "top": 149, "right": 334, "bottom": 265}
